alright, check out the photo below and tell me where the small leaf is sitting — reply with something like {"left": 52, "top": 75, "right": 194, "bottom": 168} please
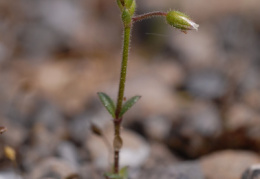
{"left": 104, "top": 173, "right": 122, "bottom": 179}
{"left": 119, "top": 166, "right": 128, "bottom": 179}
{"left": 119, "top": 95, "right": 141, "bottom": 118}
{"left": 98, "top": 92, "right": 116, "bottom": 118}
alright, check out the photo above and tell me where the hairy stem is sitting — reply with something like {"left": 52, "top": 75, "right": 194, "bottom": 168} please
{"left": 132, "top": 11, "right": 167, "bottom": 23}
{"left": 115, "top": 27, "right": 131, "bottom": 119}
{"left": 113, "top": 121, "right": 121, "bottom": 173}
{"left": 114, "top": 26, "right": 131, "bottom": 173}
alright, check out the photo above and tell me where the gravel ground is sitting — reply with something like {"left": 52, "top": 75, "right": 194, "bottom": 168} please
{"left": 0, "top": 0, "right": 260, "bottom": 179}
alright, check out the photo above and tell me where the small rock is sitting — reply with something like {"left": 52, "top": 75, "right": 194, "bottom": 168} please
{"left": 35, "top": 102, "right": 64, "bottom": 132}
{"left": 200, "top": 150, "right": 260, "bottom": 179}
{"left": 144, "top": 115, "right": 172, "bottom": 141}
{"left": 56, "top": 141, "right": 79, "bottom": 170}
{"left": 186, "top": 70, "right": 227, "bottom": 99}
{"left": 167, "top": 101, "right": 222, "bottom": 158}
{"left": 0, "top": 119, "right": 27, "bottom": 148}
{"left": 0, "top": 170, "right": 22, "bottom": 179}
{"left": 242, "top": 164, "right": 260, "bottom": 179}
{"left": 86, "top": 126, "right": 150, "bottom": 169}
{"left": 143, "top": 142, "right": 179, "bottom": 168}
{"left": 151, "top": 61, "right": 185, "bottom": 87}
{"left": 243, "top": 89, "right": 260, "bottom": 111}
{"left": 126, "top": 76, "right": 179, "bottom": 117}
{"left": 28, "top": 157, "right": 78, "bottom": 179}
{"left": 226, "top": 104, "right": 259, "bottom": 131}
{"left": 169, "top": 27, "right": 217, "bottom": 69}
{"left": 136, "top": 161, "right": 204, "bottom": 179}
{"left": 186, "top": 101, "right": 222, "bottom": 137}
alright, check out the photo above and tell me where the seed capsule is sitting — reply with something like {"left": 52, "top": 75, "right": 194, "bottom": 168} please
{"left": 166, "top": 11, "right": 199, "bottom": 33}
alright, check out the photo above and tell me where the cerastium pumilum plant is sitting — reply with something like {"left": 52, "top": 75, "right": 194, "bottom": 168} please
{"left": 97, "top": 0, "right": 198, "bottom": 178}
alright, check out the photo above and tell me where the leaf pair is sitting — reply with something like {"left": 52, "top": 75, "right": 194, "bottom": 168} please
{"left": 97, "top": 92, "right": 141, "bottom": 118}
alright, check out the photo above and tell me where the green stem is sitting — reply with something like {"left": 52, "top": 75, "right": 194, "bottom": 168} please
{"left": 132, "top": 11, "right": 167, "bottom": 23}
{"left": 115, "top": 27, "right": 131, "bottom": 119}
{"left": 113, "top": 25, "right": 132, "bottom": 174}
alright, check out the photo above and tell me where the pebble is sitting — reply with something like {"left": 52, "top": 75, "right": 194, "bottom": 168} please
{"left": 167, "top": 101, "right": 222, "bottom": 158}
{"left": 56, "top": 141, "right": 79, "bottom": 170}
{"left": 136, "top": 161, "right": 204, "bottom": 179}
{"left": 86, "top": 127, "right": 150, "bottom": 169}
{"left": 144, "top": 115, "right": 172, "bottom": 141}
{"left": 200, "top": 150, "right": 260, "bottom": 179}
{"left": 27, "top": 157, "right": 78, "bottom": 179}
{"left": 0, "top": 170, "right": 22, "bottom": 179}
{"left": 242, "top": 164, "right": 260, "bottom": 179}
{"left": 186, "top": 70, "right": 227, "bottom": 99}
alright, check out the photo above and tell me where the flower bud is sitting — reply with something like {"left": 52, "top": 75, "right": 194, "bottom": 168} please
{"left": 125, "top": 0, "right": 133, "bottom": 9}
{"left": 122, "top": 9, "right": 132, "bottom": 27}
{"left": 117, "top": 0, "right": 124, "bottom": 11}
{"left": 128, "top": 0, "right": 136, "bottom": 16}
{"left": 166, "top": 11, "right": 199, "bottom": 33}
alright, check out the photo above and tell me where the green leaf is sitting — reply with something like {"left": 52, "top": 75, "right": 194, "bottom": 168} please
{"left": 119, "top": 95, "right": 141, "bottom": 118}
{"left": 104, "top": 173, "right": 122, "bottom": 179}
{"left": 119, "top": 166, "right": 128, "bottom": 179}
{"left": 97, "top": 92, "right": 116, "bottom": 118}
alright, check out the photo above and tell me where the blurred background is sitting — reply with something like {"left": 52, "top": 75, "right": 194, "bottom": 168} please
{"left": 0, "top": 0, "right": 260, "bottom": 178}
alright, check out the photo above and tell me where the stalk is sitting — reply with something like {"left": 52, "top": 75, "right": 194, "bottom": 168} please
{"left": 114, "top": 26, "right": 132, "bottom": 173}
{"left": 132, "top": 11, "right": 167, "bottom": 23}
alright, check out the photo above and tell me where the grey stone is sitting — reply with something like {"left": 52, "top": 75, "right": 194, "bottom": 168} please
{"left": 56, "top": 141, "right": 79, "bottom": 169}
{"left": 0, "top": 170, "right": 22, "bottom": 179}
{"left": 136, "top": 161, "right": 204, "bottom": 179}
{"left": 187, "top": 71, "right": 227, "bottom": 99}
{"left": 242, "top": 165, "right": 260, "bottom": 179}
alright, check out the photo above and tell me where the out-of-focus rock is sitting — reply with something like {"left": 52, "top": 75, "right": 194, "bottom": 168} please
{"left": 243, "top": 89, "right": 260, "bottom": 111}
{"left": 167, "top": 101, "right": 222, "bottom": 158}
{"left": 136, "top": 161, "right": 204, "bottom": 179}
{"left": 0, "top": 170, "right": 22, "bottom": 179}
{"left": 217, "top": 16, "right": 258, "bottom": 59}
{"left": 0, "top": 118, "right": 27, "bottom": 148}
{"left": 37, "top": 0, "right": 84, "bottom": 38}
{"left": 30, "top": 123, "right": 61, "bottom": 157}
{"left": 0, "top": 43, "right": 10, "bottom": 62}
{"left": 143, "top": 142, "right": 179, "bottom": 168}
{"left": 28, "top": 157, "right": 78, "bottom": 179}
{"left": 35, "top": 101, "right": 65, "bottom": 132}
{"left": 240, "top": 69, "right": 260, "bottom": 97}
{"left": 181, "top": 0, "right": 260, "bottom": 21}
{"left": 78, "top": 163, "right": 102, "bottom": 179}
{"left": 126, "top": 76, "right": 179, "bottom": 117}
{"left": 169, "top": 27, "right": 217, "bottom": 69}
{"left": 242, "top": 164, "right": 260, "bottom": 179}
{"left": 226, "top": 104, "right": 259, "bottom": 131}
{"left": 68, "top": 114, "right": 91, "bottom": 144}
{"left": 86, "top": 127, "right": 150, "bottom": 169}
{"left": 186, "top": 101, "right": 222, "bottom": 137}
{"left": 34, "top": 59, "right": 114, "bottom": 115}
{"left": 186, "top": 70, "right": 227, "bottom": 99}
{"left": 200, "top": 150, "right": 260, "bottom": 179}
{"left": 144, "top": 115, "right": 172, "bottom": 141}
{"left": 56, "top": 141, "right": 79, "bottom": 170}
{"left": 68, "top": 110, "right": 110, "bottom": 144}
{"left": 150, "top": 60, "right": 185, "bottom": 87}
